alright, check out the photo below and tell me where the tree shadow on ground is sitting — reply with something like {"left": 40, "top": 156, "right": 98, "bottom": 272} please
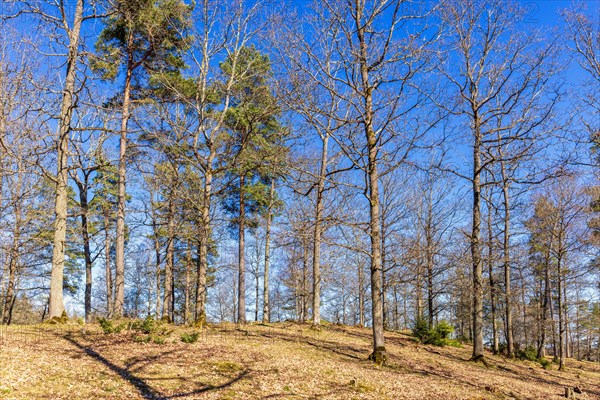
{"left": 63, "top": 335, "right": 248, "bottom": 400}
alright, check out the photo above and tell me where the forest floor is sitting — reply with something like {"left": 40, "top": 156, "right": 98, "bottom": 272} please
{"left": 0, "top": 321, "right": 598, "bottom": 400}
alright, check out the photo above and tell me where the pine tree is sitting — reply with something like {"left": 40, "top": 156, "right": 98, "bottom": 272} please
{"left": 91, "top": 0, "right": 191, "bottom": 316}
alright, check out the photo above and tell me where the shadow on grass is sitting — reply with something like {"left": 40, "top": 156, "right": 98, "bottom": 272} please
{"left": 63, "top": 335, "right": 248, "bottom": 400}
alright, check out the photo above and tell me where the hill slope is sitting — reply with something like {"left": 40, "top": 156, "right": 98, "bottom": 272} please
{"left": 0, "top": 322, "right": 598, "bottom": 399}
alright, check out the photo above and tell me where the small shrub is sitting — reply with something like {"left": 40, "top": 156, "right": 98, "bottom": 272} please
{"left": 131, "top": 316, "right": 159, "bottom": 334}
{"left": 181, "top": 332, "right": 200, "bottom": 344}
{"left": 412, "top": 319, "right": 456, "bottom": 347}
{"left": 433, "top": 320, "right": 454, "bottom": 340}
{"left": 152, "top": 335, "right": 166, "bottom": 345}
{"left": 516, "top": 346, "right": 538, "bottom": 362}
{"left": 98, "top": 318, "right": 125, "bottom": 334}
{"left": 133, "top": 335, "right": 151, "bottom": 343}
{"left": 411, "top": 316, "right": 430, "bottom": 341}
{"left": 539, "top": 358, "right": 551, "bottom": 369}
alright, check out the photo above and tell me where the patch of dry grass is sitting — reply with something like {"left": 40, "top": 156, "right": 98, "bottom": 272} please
{"left": 0, "top": 322, "right": 598, "bottom": 399}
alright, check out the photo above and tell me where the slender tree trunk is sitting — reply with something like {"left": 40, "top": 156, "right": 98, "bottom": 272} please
{"left": 426, "top": 211, "right": 434, "bottom": 329}
{"left": 184, "top": 243, "right": 191, "bottom": 324}
{"left": 195, "top": 151, "right": 214, "bottom": 325}
{"left": 237, "top": 174, "right": 246, "bottom": 324}
{"left": 302, "top": 238, "right": 309, "bottom": 323}
{"left": 2, "top": 206, "right": 19, "bottom": 324}
{"left": 312, "top": 134, "right": 327, "bottom": 326}
{"left": 358, "top": 259, "right": 365, "bottom": 327}
{"left": 538, "top": 249, "right": 552, "bottom": 359}
{"left": 500, "top": 159, "right": 514, "bottom": 357}
{"left": 163, "top": 197, "right": 175, "bottom": 321}
{"left": 486, "top": 199, "right": 499, "bottom": 354}
{"left": 557, "top": 248, "right": 565, "bottom": 370}
{"left": 114, "top": 33, "right": 135, "bottom": 318}
{"left": 104, "top": 212, "right": 113, "bottom": 317}
{"left": 263, "top": 180, "right": 274, "bottom": 323}
{"left": 49, "top": 0, "right": 85, "bottom": 318}
{"left": 153, "top": 217, "right": 162, "bottom": 319}
{"left": 416, "top": 257, "right": 423, "bottom": 319}
{"left": 78, "top": 181, "right": 93, "bottom": 323}
{"left": 382, "top": 239, "right": 388, "bottom": 329}
{"left": 471, "top": 119, "right": 484, "bottom": 361}
{"left": 358, "top": 42, "right": 385, "bottom": 363}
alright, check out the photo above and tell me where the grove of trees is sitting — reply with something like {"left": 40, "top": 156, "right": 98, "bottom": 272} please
{"left": 0, "top": 0, "right": 599, "bottom": 366}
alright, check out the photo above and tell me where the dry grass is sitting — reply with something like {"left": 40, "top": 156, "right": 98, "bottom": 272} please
{"left": 0, "top": 322, "right": 598, "bottom": 399}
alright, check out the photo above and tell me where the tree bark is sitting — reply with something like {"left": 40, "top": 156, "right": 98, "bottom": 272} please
{"left": 77, "top": 180, "right": 93, "bottom": 323}
{"left": 499, "top": 157, "right": 514, "bottom": 357}
{"left": 486, "top": 196, "right": 499, "bottom": 354}
{"left": 49, "top": 0, "right": 85, "bottom": 318}
{"left": 312, "top": 134, "right": 327, "bottom": 326}
{"left": 237, "top": 174, "right": 246, "bottom": 324}
{"left": 471, "top": 119, "right": 484, "bottom": 361}
{"left": 263, "top": 180, "right": 274, "bottom": 323}
{"left": 104, "top": 211, "right": 113, "bottom": 317}
{"left": 163, "top": 196, "right": 175, "bottom": 321}
{"left": 355, "top": 10, "right": 385, "bottom": 362}
{"left": 114, "top": 30, "right": 135, "bottom": 318}
{"left": 195, "top": 151, "right": 214, "bottom": 324}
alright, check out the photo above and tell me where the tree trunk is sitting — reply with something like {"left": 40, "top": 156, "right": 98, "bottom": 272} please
{"left": 263, "top": 180, "right": 274, "bottom": 323}
{"left": 537, "top": 247, "right": 552, "bottom": 359}
{"left": 358, "top": 259, "right": 365, "bottom": 327}
{"left": 356, "top": 16, "right": 386, "bottom": 360}
{"left": 104, "top": 211, "right": 113, "bottom": 317}
{"left": 153, "top": 215, "right": 162, "bottom": 319}
{"left": 302, "top": 238, "right": 309, "bottom": 323}
{"left": 486, "top": 198, "right": 499, "bottom": 354}
{"left": 184, "top": 244, "right": 191, "bottom": 324}
{"left": 500, "top": 158, "right": 514, "bottom": 357}
{"left": 49, "top": 0, "right": 85, "bottom": 318}
{"left": 237, "top": 174, "right": 246, "bottom": 324}
{"left": 312, "top": 134, "right": 327, "bottom": 326}
{"left": 114, "top": 32, "right": 135, "bottom": 318}
{"left": 163, "top": 196, "right": 175, "bottom": 321}
{"left": 2, "top": 205, "right": 20, "bottom": 324}
{"left": 426, "top": 203, "right": 435, "bottom": 329}
{"left": 78, "top": 181, "right": 93, "bottom": 323}
{"left": 195, "top": 151, "right": 214, "bottom": 324}
{"left": 471, "top": 120, "right": 484, "bottom": 361}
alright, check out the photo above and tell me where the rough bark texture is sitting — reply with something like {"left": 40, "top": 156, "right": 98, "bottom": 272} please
{"left": 77, "top": 181, "right": 93, "bottom": 323}
{"left": 312, "top": 134, "right": 327, "bottom": 326}
{"left": 263, "top": 180, "right": 275, "bottom": 323}
{"left": 355, "top": 6, "right": 385, "bottom": 362}
{"left": 471, "top": 122, "right": 484, "bottom": 361}
{"left": 237, "top": 174, "right": 246, "bottom": 324}
{"left": 195, "top": 152, "right": 213, "bottom": 325}
{"left": 114, "top": 32, "right": 134, "bottom": 318}
{"left": 49, "top": 0, "right": 84, "bottom": 318}
{"left": 104, "top": 212, "right": 113, "bottom": 318}
{"left": 500, "top": 160, "right": 515, "bottom": 357}
{"left": 163, "top": 197, "right": 175, "bottom": 321}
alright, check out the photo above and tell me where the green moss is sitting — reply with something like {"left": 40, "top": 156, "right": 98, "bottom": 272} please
{"left": 46, "top": 311, "right": 70, "bottom": 325}
{"left": 368, "top": 346, "right": 387, "bottom": 365}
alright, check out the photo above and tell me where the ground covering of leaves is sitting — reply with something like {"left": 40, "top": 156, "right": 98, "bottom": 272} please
{"left": 0, "top": 322, "right": 598, "bottom": 399}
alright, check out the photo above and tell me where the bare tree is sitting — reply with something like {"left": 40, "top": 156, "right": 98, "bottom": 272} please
{"left": 436, "top": 0, "right": 561, "bottom": 361}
